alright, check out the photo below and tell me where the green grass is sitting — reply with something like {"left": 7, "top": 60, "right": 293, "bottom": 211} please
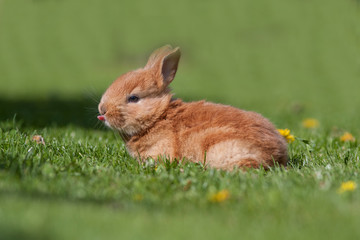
{"left": 1, "top": 0, "right": 360, "bottom": 239}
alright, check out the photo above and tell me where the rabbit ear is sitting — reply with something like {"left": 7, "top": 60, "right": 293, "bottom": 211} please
{"left": 160, "top": 47, "right": 181, "bottom": 85}
{"left": 145, "top": 45, "right": 173, "bottom": 68}
{"left": 145, "top": 45, "right": 181, "bottom": 86}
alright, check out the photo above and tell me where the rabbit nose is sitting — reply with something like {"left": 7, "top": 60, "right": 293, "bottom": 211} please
{"left": 99, "top": 104, "right": 107, "bottom": 115}
{"left": 97, "top": 115, "right": 105, "bottom": 121}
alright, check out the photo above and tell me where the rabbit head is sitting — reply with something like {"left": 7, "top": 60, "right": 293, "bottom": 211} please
{"left": 98, "top": 45, "right": 181, "bottom": 139}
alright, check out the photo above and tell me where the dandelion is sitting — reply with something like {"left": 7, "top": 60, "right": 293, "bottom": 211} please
{"left": 340, "top": 132, "right": 355, "bottom": 142}
{"left": 337, "top": 181, "right": 357, "bottom": 194}
{"left": 302, "top": 118, "right": 319, "bottom": 129}
{"left": 209, "top": 189, "right": 230, "bottom": 203}
{"left": 277, "top": 129, "right": 295, "bottom": 143}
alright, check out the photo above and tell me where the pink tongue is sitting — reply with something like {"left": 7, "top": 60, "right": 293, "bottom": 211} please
{"left": 97, "top": 115, "right": 105, "bottom": 121}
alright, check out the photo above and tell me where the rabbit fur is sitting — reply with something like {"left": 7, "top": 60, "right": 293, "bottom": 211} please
{"left": 98, "top": 45, "right": 288, "bottom": 170}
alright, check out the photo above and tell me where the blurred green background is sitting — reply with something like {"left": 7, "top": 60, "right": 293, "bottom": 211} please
{"left": 0, "top": 0, "right": 359, "bottom": 130}
{"left": 1, "top": 1, "right": 360, "bottom": 239}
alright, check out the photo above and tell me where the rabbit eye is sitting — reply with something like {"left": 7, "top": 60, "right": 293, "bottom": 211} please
{"left": 127, "top": 95, "right": 140, "bottom": 103}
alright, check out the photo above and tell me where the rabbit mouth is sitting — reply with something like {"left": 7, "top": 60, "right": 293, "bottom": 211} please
{"left": 97, "top": 114, "right": 137, "bottom": 139}
{"left": 97, "top": 115, "right": 105, "bottom": 121}
{"left": 97, "top": 115, "right": 113, "bottom": 129}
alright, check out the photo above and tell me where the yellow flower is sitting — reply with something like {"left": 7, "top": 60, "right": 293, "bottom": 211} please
{"left": 277, "top": 129, "right": 295, "bottom": 143}
{"left": 340, "top": 132, "right": 355, "bottom": 142}
{"left": 337, "top": 181, "right": 357, "bottom": 194}
{"left": 302, "top": 118, "right": 319, "bottom": 129}
{"left": 209, "top": 190, "right": 230, "bottom": 203}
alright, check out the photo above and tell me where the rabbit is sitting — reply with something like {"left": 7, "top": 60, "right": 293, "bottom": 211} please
{"left": 97, "top": 45, "right": 288, "bottom": 170}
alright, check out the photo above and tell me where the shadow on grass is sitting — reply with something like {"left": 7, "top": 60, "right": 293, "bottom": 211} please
{"left": 0, "top": 94, "right": 224, "bottom": 129}
{"left": 0, "top": 229, "right": 49, "bottom": 240}
{"left": 0, "top": 97, "right": 101, "bottom": 129}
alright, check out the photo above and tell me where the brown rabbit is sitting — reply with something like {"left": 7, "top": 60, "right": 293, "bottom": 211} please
{"left": 98, "top": 45, "right": 288, "bottom": 170}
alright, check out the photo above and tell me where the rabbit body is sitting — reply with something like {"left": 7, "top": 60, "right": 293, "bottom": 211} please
{"left": 98, "top": 46, "right": 288, "bottom": 170}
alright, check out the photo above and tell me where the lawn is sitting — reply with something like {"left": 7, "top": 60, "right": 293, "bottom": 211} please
{"left": 1, "top": 0, "right": 360, "bottom": 239}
